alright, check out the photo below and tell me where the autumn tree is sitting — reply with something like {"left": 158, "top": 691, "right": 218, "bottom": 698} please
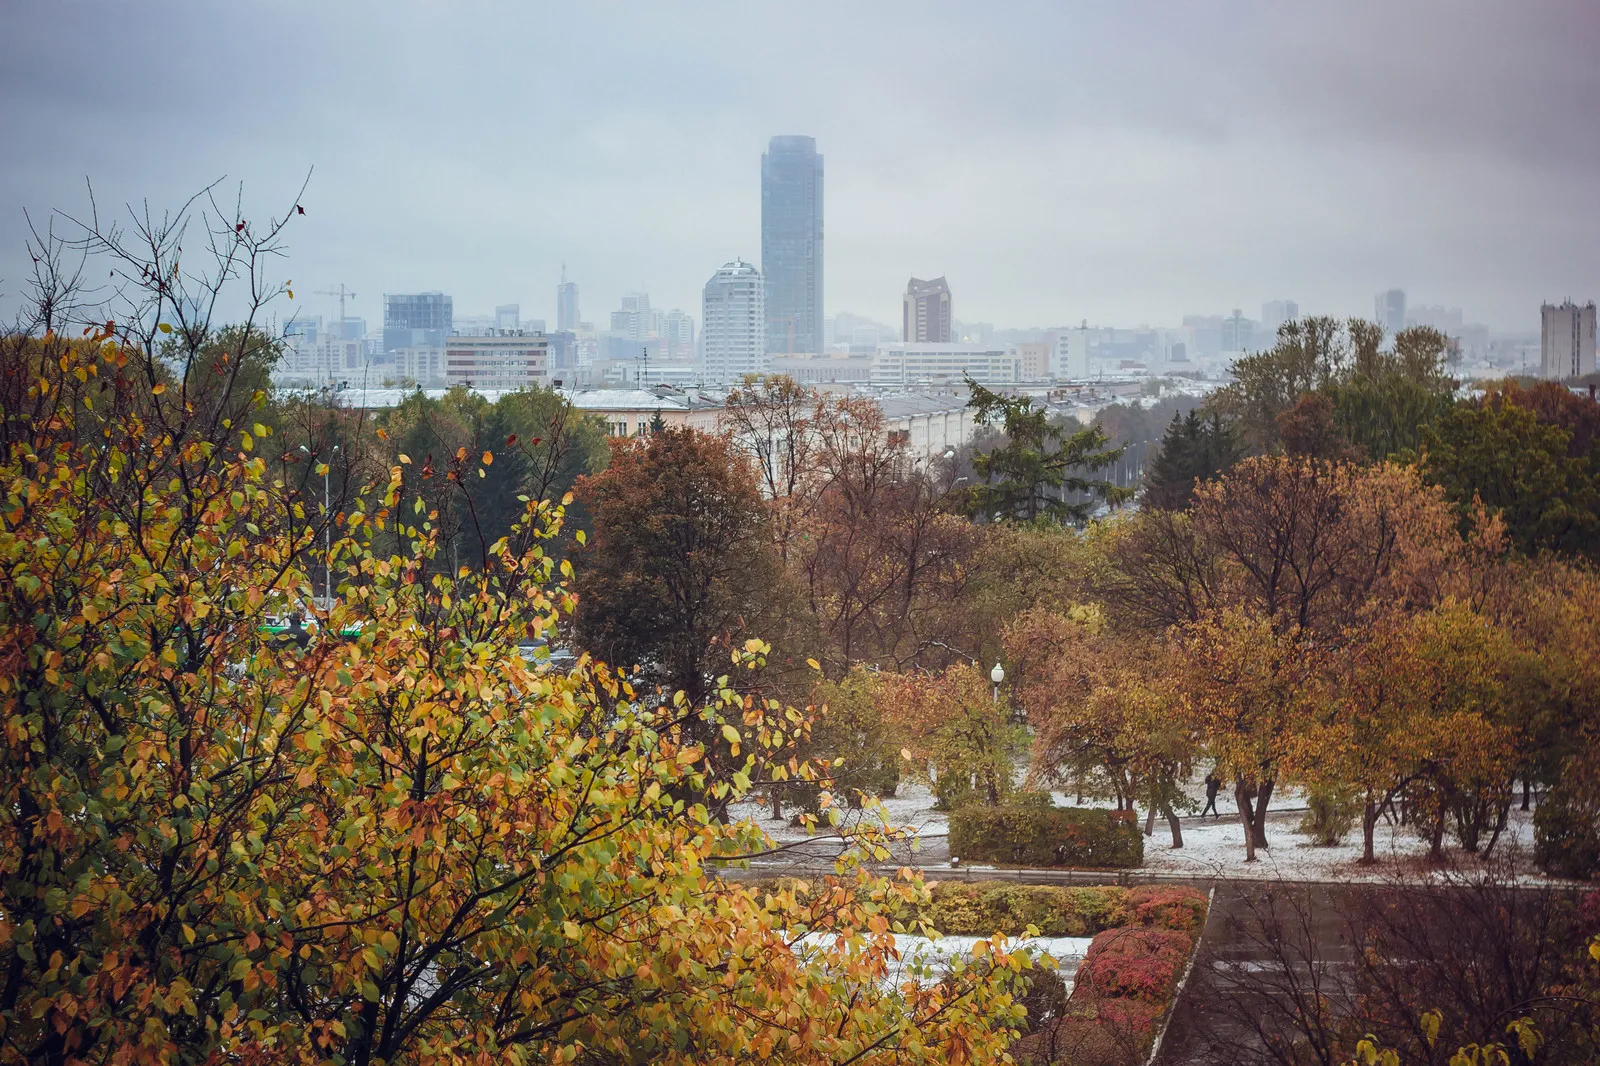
{"left": 1205, "top": 317, "right": 1456, "bottom": 459}
{"left": 800, "top": 397, "right": 980, "bottom": 672}
{"left": 722, "top": 374, "right": 829, "bottom": 564}
{"left": 1004, "top": 608, "right": 1194, "bottom": 847}
{"left": 0, "top": 185, "right": 1036, "bottom": 1066}
{"left": 963, "top": 379, "right": 1127, "bottom": 523}
{"left": 572, "top": 425, "right": 779, "bottom": 707}
{"left": 879, "top": 663, "right": 1025, "bottom": 810}
{"left": 1293, "top": 604, "right": 1517, "bottom": 863}
{"left": 1205, "top": 316, "right": 1347, "bottom": 453}
{"left": 1104, "top": 458, "right": 1472, "bottom": 859}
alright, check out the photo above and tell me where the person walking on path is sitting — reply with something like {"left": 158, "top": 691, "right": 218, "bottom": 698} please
{"left": 1202, "top": 772, "right": 1222, "bottom": 818}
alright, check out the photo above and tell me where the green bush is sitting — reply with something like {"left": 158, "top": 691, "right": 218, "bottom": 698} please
{"left": 924, "top": 884, "right": 1125, "bottom": 937}
{"left": 1298, "top": 786, "right": 1360, "bottom": 846}
{"left": 949, "top": 803, "right": 1144, "bottom": 868}
{"left": 1534, "top": 785, "right": 1600, "bottom": 880}
{"left": 790, "top": 669, "right": 902, "bottom": 815}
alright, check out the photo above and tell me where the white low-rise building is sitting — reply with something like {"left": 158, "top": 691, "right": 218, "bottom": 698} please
{"left": 872, "top": 344, "right": 1020, "bottom": 387}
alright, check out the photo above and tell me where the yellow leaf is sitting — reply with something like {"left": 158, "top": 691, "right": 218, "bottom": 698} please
{"left": 481, "top": 450, "right": 494, "bottom": 466}
{"left": 398, "top": 453, "right": 412, "bottom": 465}
{"left": 152, "top": 383, "right": 166, "bottom": 396}
{"left": 157, "top": 322, "right": 173, "bottom": 334}
{"left": 721, "top": 724, "right": 740, "bottom": 745}
{"left": 806, "top": 658, "right": 821, "bottom": 671}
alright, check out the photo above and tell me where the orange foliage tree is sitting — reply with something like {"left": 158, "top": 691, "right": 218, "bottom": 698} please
{"left": 0, "top": 206, "right": 1035, "bottom": 1064}
{"left": 1004, "top": 607, "right": 1195, "bottom": 847}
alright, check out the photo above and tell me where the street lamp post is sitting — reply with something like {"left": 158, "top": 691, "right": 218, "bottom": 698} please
{"left": 990, "top": 661, "right": 1005, "bottom": 704}
{"left": 299, "top": 444, "right": 338, "bottom": 606}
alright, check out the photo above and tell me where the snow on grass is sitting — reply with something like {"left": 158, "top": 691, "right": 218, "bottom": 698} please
{"left": 1137, "top": 807, "right": 1544, "bottom": 882}
{"left": 791, "top": 931, "right": 1092, "bottom": 990}
{"left": 726, "top": 772, "right": 1554, "bottom": 883}
{"left": 725, "top": 780, "right": 949, "bottom": 844}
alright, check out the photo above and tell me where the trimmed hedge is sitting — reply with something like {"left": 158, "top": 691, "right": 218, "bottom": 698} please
{"left": 949, "top": 803, "right": 1144, "bottom": 868}
{"left": 920, "top": 882, "right": 1207, "bottom": 938}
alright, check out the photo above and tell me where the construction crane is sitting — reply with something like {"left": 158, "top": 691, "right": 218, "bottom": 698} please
{"left": 313, "top": 284, "right": 357, "bottom": 324}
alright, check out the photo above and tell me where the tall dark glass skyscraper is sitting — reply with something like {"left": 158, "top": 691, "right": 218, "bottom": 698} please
{"left": 761, "top": 136, "right": 823, "bottom": 355}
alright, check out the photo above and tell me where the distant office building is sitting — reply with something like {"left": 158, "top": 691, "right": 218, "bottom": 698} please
{"left": 610, "top": 293, "right": 652, "bottom": 341}
{"left": 1169, "top": 341, "right": 1189, "bottom": 363}
{"left": 661, "top": 309, "right": 696, "bottom": 361}
{"left": 1540, "top": 301, "right": 1597, "bottom": 380}
{"left": 768, "top": 352, "right": 873, "bottom": 385}
{"left": 871, "top": 343, "right": 1019, "bottom": 387}
{"left": 556, "top": 273, "right": 579, "bottom": 332}
{"left": 1056, "top": 328, "right": 1091, "bottom": 379}
{"left": 383, "top": 292, "right": 453, "bottom": 353}
{"left": 702, "top": 259, "right": 766, "bottom": 383}
{"left": 522, "top": 318, "right": 547, "bottom": 334}
{"left": 956, "top": 320, "right": 994, "bottom": 346}
{"left": 395, "top": 346, "right": 444, "bottom": 386}
{"left": 903, "top": 277, "right": 953, "bottom": 344}
{"left": 1016, "top": 342, "right": 1051, "bottom": 380}
{"left": 1222, "top": 309, "right": 1257, "bottom": 353}
{"left": 1407, "top": 305, "right": 1464, "bottom": 334}
{"left": 761, "top": 135, "right": 824, "bottom": 354}
{"left": 849, "top": 326, "right": 881, "bottom": 355}
{"left": 546, "top": 331, "right": 577, "bottom": 374}
{"left": 444, "top": 331, "right": 549, "bottom": 390}
{"left": 1261, "top": 299, "right": 1298, "bottom": 335}
{"left": 495, "top": 304, "right": 520, "bottom": 331}
{"left": 1375, "top": 289, "right": 1407, "bottom": 338}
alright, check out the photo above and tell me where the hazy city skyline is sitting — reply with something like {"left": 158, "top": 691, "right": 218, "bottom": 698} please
{"left": 2, "top": 1, "right": 1597, "bottom": 334}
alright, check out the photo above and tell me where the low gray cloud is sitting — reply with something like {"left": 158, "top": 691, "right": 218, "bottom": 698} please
{"left": 1, "top": 0, "right": 1595, "bottom": 332}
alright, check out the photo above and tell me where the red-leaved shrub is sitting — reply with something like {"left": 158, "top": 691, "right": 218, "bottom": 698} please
{"left": 1124, "top": 884, "right": 1208, "bottom": 934}
{"left": 1073, "top": 928, "right": 1192, "bottom": 1002}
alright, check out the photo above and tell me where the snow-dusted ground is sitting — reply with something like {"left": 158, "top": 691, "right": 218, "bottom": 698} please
{"left": 1136, "top": 806, "right": 1542, "bottom": 882}
{"left": 727, "top": 776, "right": 1550, "bottom": 883}
{"left": 725, "top": 780, "right": 949, "bottom": 846}
{"left": 791, "top": 932, "right": 1092, "bottom": 990}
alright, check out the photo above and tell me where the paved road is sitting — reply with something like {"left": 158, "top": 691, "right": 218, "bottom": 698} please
{"left": 1153, "top": 882, "right": 1361, "bottom": 1065}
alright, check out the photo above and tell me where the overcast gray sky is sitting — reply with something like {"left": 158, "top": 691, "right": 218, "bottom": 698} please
{"left": 2, "top": 0, "right": 1596, "bottom": 333}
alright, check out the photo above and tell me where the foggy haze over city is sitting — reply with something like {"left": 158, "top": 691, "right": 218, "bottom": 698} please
{"left": 2, "top": 0, "right": 1597, "bottom": 333}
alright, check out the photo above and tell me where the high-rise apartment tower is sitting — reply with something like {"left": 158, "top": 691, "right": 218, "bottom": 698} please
{"left": 702, "top": 259, "right": 765, "bottom": 384}
{"left": 1541, "top": 301, "right": 1597, "bottom": 380}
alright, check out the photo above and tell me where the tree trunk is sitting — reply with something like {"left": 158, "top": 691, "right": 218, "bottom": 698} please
{"left": 1162, "top": 798, "right": 1183, "bottom": 849}
{"left": 1144, "top": 803, "right": 1157, "bottom": 837}
{"left": 1429, "top": 806, "right": 1446, "bottom": 862}
{"left": 1483, "top": 801, "right": 1510, "bottom": 859}
{"left": 1251, "top": 778, "right": 1274, "bottom": 850}
{"left": 1361, "top": 799, "right": 1378, "bottom": 865}
{"left": 770, "top": 785, "right": 783, "bottom": 821}
{"left": 1521, "top": 779, "right": 1531, "bottom": 811}
{"left": 1235, "top": 779, "right": 1257, "bottom": 863}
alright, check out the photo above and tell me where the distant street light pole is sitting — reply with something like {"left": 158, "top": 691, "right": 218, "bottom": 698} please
{"left": 990, "top": 661, "right": 1005, "bottom": 704}
{"left": 299, "top": 443, "right": 339, "bottom": 606}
